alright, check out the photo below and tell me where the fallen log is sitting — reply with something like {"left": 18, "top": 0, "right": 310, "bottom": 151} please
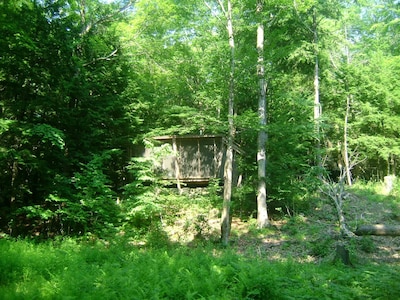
{"left": 355, "top": 224, "right": 400, "bottom": 236}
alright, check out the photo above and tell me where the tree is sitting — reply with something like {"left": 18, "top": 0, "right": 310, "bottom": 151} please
{"left": 2, "top": 0, "right": 400, "bottom": 238}
{"left": 117, "top": 0, "right": 225, "bottom": 138}
{"left": 293, "top": 1, "right": 322, "bottom": 170}
{"left": 256, "top": 0, "right": 269, "bottom": 228}
{"left": 352, "top": 0, "right": 400, "bottom": 179}
{"left": 312, "top": 6, "right": 322, "bottom": 170}
{"left": 293, "top": 0, "right": 344, "bottom": 176}
{"left": 323, "top": 0, "right": 400, "bottom": 181}
{"left": 322, "top": 5, "right": 356, "bottom": 185}
{"left": 252, "top": 0, "right": 319, "bottom": 212}
{"left": 0, "top": 0, "right": 134, "bottom": 236}
{"left": 213, "top": 0, "right": 236, "bottom": 246}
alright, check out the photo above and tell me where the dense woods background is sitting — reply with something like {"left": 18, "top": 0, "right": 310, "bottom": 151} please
{"left": 1, "top": 0, "right": 400, "bottom": 238}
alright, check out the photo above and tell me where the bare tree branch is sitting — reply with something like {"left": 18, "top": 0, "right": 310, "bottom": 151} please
{"left": 204, "top": 1, "right": 222, "bottom": 21}
{"left": 320, "top": 169, "right": 355, "bottom": 238}
{"left": 81, "top": 0, "right": 135, "bottom": 36}
{"left": 83, "top": 49, "right": 119, "bottom": 67}
{"left": 216, "top": 0, "right": 227, "bottom": 15}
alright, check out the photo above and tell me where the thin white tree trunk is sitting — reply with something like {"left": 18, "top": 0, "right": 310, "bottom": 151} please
{"left": 343, "top": 25, "right": 352, "bottom": 186}
{"left": 313, "top": 8, "right": 322, "bottom": 171}
{"left": 256, "top": 1, "right": 269, "bottom": 228}
{"left": 343, "top": 94, "right": 352, "bottom": 186}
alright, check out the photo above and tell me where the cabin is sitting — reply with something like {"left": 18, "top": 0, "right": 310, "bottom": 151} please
{"left": 145, "top": 135, "right": 227, "bottom": 186}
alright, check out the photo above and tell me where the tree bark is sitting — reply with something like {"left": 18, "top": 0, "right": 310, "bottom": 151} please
{"left": 10, "top": 160, "right": 18, "bottom": 205}
{"left": 343, "top": 25, "right": 352, "bottom": 186}
{"left": 355, "top": 225, "right": 400, "bottom": 236}
{"left": 313, "top": 7, "right": 322, "bottom": 172}
{"left": 256, "top": 0, "right": 269, "bottom": 228}
{"left": 221, "top": 144, "right": 233, "bottom": 245}
{"left": 321, "top": 174, "right": 355, "bottom": 238}
{"left": 79, "top": 0, "right": 134, "bottom": 36}
{"left": 343, "top": 93, "right": 352, "bottom": 186}
{"left": 334, "top": 243, "right": 353, "bottom": 266}
{"left": 219, "top": 0, "right": 235, "bottom": 246}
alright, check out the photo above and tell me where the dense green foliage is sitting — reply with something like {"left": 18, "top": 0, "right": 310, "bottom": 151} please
{"left": 1, "top": 2, "right": 399, "bottom": 298}
{"left": 0, "top": 0, "right": 133, "bottom": 235}
{"left": 1, "top": 180, "right": 399, "bottom": 298}
{"left": 0, "top": 0, "right": 399, "bottom": 241}
{"left": 0, "top": 238, "right": 399, "bottom": 299}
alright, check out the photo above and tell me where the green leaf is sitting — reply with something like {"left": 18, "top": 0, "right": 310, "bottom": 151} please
{"left": 24, "top": 124, "right": 65, "bottom": 149}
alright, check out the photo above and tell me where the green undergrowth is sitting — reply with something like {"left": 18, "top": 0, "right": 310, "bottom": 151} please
{"left": 1, "top": 237, "right": 399, "bottom": 300}
{"left": 349, "top": 181, "right": 400, "bottom": 212}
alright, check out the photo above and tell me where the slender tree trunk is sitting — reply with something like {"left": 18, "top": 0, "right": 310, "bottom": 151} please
{"left": 313, "top": 7, "right": 322, "bottom": 171}
{"left": 343, "top": 93, "right": 352, "bottom": 186}
{"left": 10, "top": 160, "right": 18, "bottom": 205}
{"left": 222, "top": 143, "right": 233, "bottom": 245}
{"left": 256, "top": 1, "right": 269, "bottom": 228}
{"left": 343, "top": 26, "right": 352, "bottom": 186}
{"left": 391, "top": 154, "right": 396, "bottom": 176}
{"left": 220, "top": 0, "right": 235, "bottom": 246}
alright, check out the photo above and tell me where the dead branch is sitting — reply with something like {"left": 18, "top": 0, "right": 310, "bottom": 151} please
{"left": 81, "top": 0, "right": 134, "bottom": 36}
{"left": 83, "top": 49, "right": 118, "bottom": 67}
{"left": 320, "top": 169, "right": 355, "bottom": 238}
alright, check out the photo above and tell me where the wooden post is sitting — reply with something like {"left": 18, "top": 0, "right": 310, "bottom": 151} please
{"left": 172, "top": 137, "right": 182, "bottom": 193}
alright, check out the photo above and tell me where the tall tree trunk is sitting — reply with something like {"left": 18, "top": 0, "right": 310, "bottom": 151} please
{"left": 219, "top": 0, "right": 235, "bottom": 246}
{"left": 256, "top": 0, "right": 269, "bottom": 228}
{"left": 313, "top": 7, "right": 322, "bottom": 171}
{"left": 343, "top": 25, "right": 352, "bottom": 186}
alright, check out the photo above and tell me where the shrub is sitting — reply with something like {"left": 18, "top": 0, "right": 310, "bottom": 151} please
{"left": 309, "top": 237, "right": 334, "bottom": 257}
{"left": 358, "top": 236, "right": 376, "bottom": 253}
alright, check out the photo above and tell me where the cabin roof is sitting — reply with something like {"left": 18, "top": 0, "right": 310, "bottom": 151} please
{"left": 152, "top": 134, "right": 243, "bottom": 154}
{"left": 152, "top": 135, "right": 224, "bottom": 140}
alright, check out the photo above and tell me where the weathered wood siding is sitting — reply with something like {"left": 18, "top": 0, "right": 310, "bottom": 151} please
{"left": 148, "top": 135, "right": 225, "bottom": 184}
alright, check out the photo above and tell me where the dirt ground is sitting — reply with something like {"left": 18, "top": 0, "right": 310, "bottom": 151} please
{"left": 163, "top": 190, "right": 400, "bottom": 265}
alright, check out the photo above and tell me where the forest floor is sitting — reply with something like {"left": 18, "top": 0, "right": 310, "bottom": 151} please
{"left": 1, "top": 183, "right": 399, "bottom": 299}
{"left": 162, "top": 184, "right": 400, "bottom": 266}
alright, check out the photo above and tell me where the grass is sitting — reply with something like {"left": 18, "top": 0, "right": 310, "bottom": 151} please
{"left": 0, "top": 237, "right": 399, "bottom": 299}
{"left": 1, "top": 181, "right": 400, "bottom": 299}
